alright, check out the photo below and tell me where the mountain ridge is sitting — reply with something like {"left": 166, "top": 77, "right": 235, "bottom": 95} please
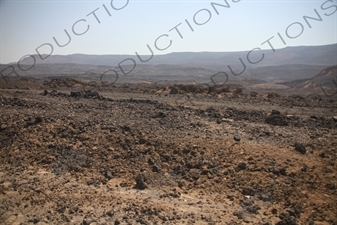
{"left": 279, "top": 65, "right": 337, "bottom": 89}
{"left": 17, "top": 44, "right": 337, "bottom": 70}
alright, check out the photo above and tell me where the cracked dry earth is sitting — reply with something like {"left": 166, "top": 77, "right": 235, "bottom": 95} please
{"left": 0, "top": 86, "right": 336, "bottom": 225}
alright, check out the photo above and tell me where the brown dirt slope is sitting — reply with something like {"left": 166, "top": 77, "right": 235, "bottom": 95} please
{"left": 0, "top": 83, "right": 336, "bottom": 225}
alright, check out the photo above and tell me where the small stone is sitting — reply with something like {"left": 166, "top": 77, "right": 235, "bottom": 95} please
{"left": 310, "top": 115, "right": 319, "bottom": 120}
{"left": 233, "top": 210, "right": 246, "bottom": 220}
{"left": 227, "top": 193, "right": 235, "bottom": 200}
{"left": 106, "top": 210, "right": 114, "bottom": 217}
{"left": 260, "top": 193, "right": 272, "bottom": 202}
{"left": 294, "top": 143, "right": 306, "bottom": 154}
{"left": 121, "top": 125, "right": 131, "bottom": 132}
{"left": 0, "top": 124, "right": 7, "bottom": 130}
{"left": 26, "top": 121, "right": 35, "bottom": 126}
{"left": 242, "top": 188, "right": 255, "bottom": 196}
{"left": 156, "top": 112, "right": 166, "bottom": 118}
{"left": 182, "top": 148, "right": 190, "bottom": 154}
{"left": 70, "top": 91, "right": 81, "bottom": 97}
{"left": 271, "top": 208, "right": 278, "bottom": 214}
{"left": 265, "top": 113, "right": 288, "bottom": 126}
{"left": 139, "top": 137, "right": 146, "bottom": 144}
{"left": 161, "top": 154, "right": 171, "bottom": 162}
{"left": 242, "top": 198, "right": 254, "bottom": 206}
{"left": 61, "top": 214, "right": 71, "bottom": 222}
{"left": 83, "top": 217, "right": 96, "bottom": 225}
{"left": 105, "top": 171, "right": 114, "bottom": 179}
{"left": 28, "top": 217, "right": 40, "bottom": 224}
{"left": 245, "top": 204, "right": 261, "bottom": 214}
{"left": 61, "top": 131, "right": 68, "bottom": 138}
{"left": 35, "top": 116, "right": 42, "bottom": 123}
{"left": 148, "top": 158, "right": 155, "bottom": 165}
{"left": 319, "top": 152, "right": 325, "bottom": 158}
{"left": 333, "top": 116, "right": 337, "bottom": 122}
{"left": 326, "top": 183, "right": 336, "bottom": 190}
{"left": 234, "top": 135, "right": 241, "bottom": 142}
{"left": 279, "top": 168, "right": 287, "bottom": 176}
{"left": 237, "top": 162, "right": 247, "bottom": 170}
{"left": 135, "top": 173, "right": 147, "bottom": 190}
{"left": 152, "top": 164, "right": 160, "bottom": 172}
{"left": 276, "top": 212, "right": 297, "bottom": 225}
{"left": 271, "top": 110, "right": 281, "bottom": 115}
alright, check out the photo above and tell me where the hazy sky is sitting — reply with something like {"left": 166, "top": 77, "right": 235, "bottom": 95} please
{"left": 1, "top": 0, "right": 336, "bottom": 63}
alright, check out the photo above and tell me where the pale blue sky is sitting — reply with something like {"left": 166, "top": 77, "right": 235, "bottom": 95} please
{"left": 1, "top": 0, "right": 336, "bottom": 63}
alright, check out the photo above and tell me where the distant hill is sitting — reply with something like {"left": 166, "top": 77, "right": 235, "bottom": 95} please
{"left": 280, "top": 65, "right": 337, "bottom": 89}
{"left": 0, "top": 63, "right": 221, "bottom": 83}
{"left": 3, "top": 44, "right": 336, "bottom": 84}
{"left": 17, "top": 44, "right": 337, "bottom": 70}
{"left": 248, "top": 64, "right": 328, "bottom": 83}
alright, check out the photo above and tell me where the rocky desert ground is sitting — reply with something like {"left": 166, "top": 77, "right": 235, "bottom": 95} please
{"left": 0, "top": 78, "right": 336, "bottom": 225}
